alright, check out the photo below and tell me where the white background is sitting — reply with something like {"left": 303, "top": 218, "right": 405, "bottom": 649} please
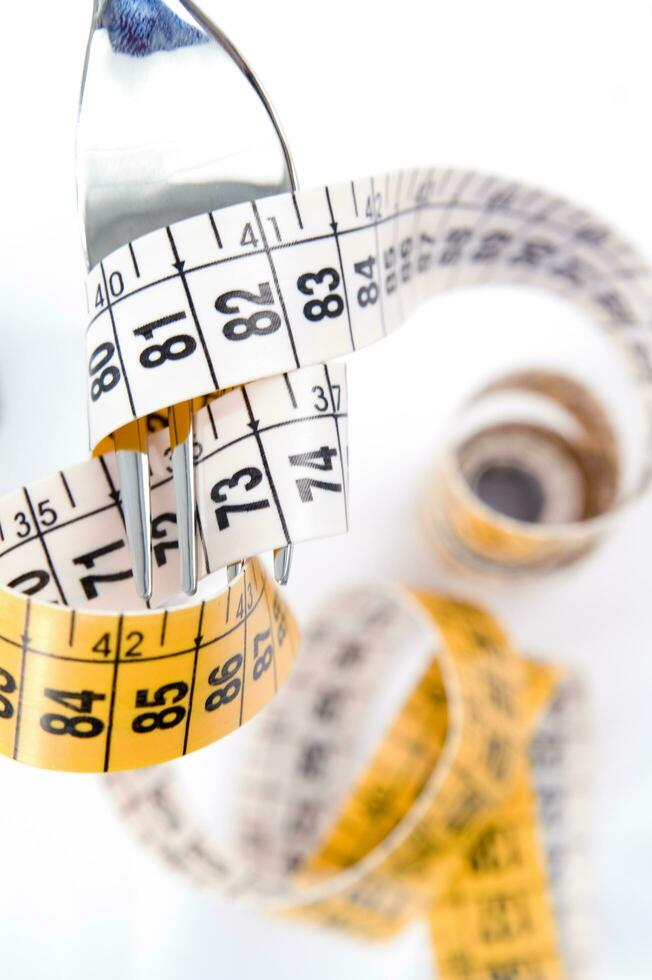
{"left": 1, "top": 1, "right": 652, "bottom": 977}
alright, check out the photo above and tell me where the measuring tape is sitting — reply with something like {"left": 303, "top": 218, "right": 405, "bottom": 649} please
{"left": 107, "top": 583, "right": 589, "bottom": 978}
{"left": 85, "top": 163, "right": 652, "bottom": 569}
{"left": 0, "top": 165, "right": 649, "bottom": 773}
{"left": 85, "top": 164, "right": 652, "bottom": 452}
{"left": 424, "top": 370, "right": 622, "bottom": 576}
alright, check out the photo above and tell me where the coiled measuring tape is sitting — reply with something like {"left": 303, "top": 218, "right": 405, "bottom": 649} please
{"left": 424, "top": 370, "right": 622, "bottom": 576}
{"left": 107, "top": 585, "right": 589, "bottom": 978}
{"left": 0, "top": 165, "right": 650, "bottom": 773}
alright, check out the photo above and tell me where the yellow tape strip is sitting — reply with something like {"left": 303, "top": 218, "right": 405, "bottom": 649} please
{"left": 291, "top": 597, "right": 563, "bottom": 969}
{"left": 0, "top": 558, "right": 298, "bottom": 771}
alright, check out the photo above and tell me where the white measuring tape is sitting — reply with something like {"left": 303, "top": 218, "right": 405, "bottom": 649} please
{"left": 85, "top": 164, "right": 652, "bottom": 460}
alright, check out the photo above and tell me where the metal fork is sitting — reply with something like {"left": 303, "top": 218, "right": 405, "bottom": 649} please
{"left": 77, "top": 0, "right": 296, "bottom": 598}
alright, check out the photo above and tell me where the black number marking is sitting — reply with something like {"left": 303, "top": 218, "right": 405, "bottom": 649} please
{"left": 216, "top": 281, "right": 281, "bottom": 342}
{"left": 272, "top": 594, "right": 288, "bottom": 645}
{"left": 152, "top": 513, "right": 178, "bottom": 567}
{"left": 205, "top": 654, "right": 243, "bottom": 711}
{"left": 473, "top": 231, "right": 512, "bottom": 263}
{"left": 253, "top": 628, "right": 273, "bottom": 681}
{"left": 440, "top": 228, "right": 472, "bottom": 265}
{"left": 89, "top": 341, "right": 120, "bottom": 402}
{"left": 7, "top": 569, "right": 50, "bottom": 596}
{"left": 299, "top": 742, "right": 327, "bottom": 778}
{"left": 510, "top": 238, "right": 555, "bottom": 267}
{"left": 236, "top": 582, "right": 254, "bottom": 620}
{"left": 92, "top": 633, "right": 112, "bottom": 658}
{"left": 140, "top": 335, "right": 196, "bottom": 369}
{"left": 289, "top": 446, "right": 341, "bottom": 502}
{"left": 132, "top": 682, "right": 188, "bottom": 733}
{"left": 133, "top": 311, "right": 196, "bottom": 369}
{"left": 40, "top": 688, "right": 106, "bottom": 739}
{"left": 312, "top": 385, "right": 329, "bottom": 412}
{"left": 418, "top": 232, "right": 436, "bottom": 274}
{"left": 383, "top": 247, "right": 397, "bottom": 294}
{"left": 354, "top": 255, "right": 379, "bottom": 307}
{"left": 14, "top": 512, "right": 31, "bottom": 539}
{"left": 400, "top": 236, "right": 413, "bottom": 282}
{"left": 73, "top": 540, "right": 132, "bottom": 600}
{"left": 365, "top": 193, "right": 382, "bottom": 220}
{"left": 210, "top": 467, "right": 270, "bottom": 531}
{"left": 0, "top": 667, "right": 16, "bottom": 720}
{"left": 125, "top": 631, "right": 144, "bottom": 658}
{"left": 297, "top": 268, "right": 344, "bottom": 322}
{"left": 240, "top": 222, "right": 259, "bottom": 248}
{"left": 267, "top": 215, "right": 282, "bottom": 243}
{"left": 108, "top": 270, "right": 124, "bottom": 297}
{"left": 37, "top": 499, "right": 57, "bottom": 527}
{"left": 596, "top": 290, "right": 632, "bottom": 323}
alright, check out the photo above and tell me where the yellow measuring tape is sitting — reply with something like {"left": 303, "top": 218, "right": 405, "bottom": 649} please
{"left": 0, "top": 554, "right": 300, "bottom": 771}
{"left": 0, "top": 165, "right": 648, "bottom": 777}
{"left": 107, "top": 583, "right": 588, "bottom": 977}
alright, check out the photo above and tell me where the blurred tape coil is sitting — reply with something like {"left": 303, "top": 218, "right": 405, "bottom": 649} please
{"left": 0, "top": 166, "right": 649, "bottom": 772}
{"left": 425, "top": 370, "right": 622, "bottom": 576}
{"left": 108, "top": 585, "right": 590, "bottom": 978}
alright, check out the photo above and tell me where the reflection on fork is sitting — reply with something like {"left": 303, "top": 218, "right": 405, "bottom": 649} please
{"left": 78, "top": 0, "right": 297, "bottom": 598}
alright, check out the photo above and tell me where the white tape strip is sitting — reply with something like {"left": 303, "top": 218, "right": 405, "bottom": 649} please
{"left": 87, "top": 167, "right": 652, "bottom": 507}
{"left": 0, "top": 363, "right": 347, "bottom": 609}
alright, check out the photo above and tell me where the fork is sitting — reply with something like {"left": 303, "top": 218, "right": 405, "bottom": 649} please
{"left": 77, "top": 0, "right": 296, "bottom": 598}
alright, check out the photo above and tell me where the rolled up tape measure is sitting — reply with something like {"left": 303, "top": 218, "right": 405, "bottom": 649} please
{"left": 107, "top": 584, "right": 589, "bottom": 978}
{"left": 0, "top": 165, "right": 648, "bottom": 772}
{"left": 424, "top": 370, "right": 623, "bottom": 576}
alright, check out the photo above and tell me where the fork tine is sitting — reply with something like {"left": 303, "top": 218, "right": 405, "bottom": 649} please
{"left": 117, "top": 449, "right": 152, "bottom": 600}
{"left": 273, "top": 545, "right": 293, "bottom": 586}
{"left": 172, "top": 430, "right": 197, "bottom": 596}
{"left": 227, "top": 561, "right": 245, "bottom": 584}
{"left": 169, "top": 403, "right": 197, "bottom": 595}
{"left": 113, "top": 418, "right": 152, "bottom": 600}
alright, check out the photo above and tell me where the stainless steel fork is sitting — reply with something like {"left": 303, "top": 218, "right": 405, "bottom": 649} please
{"left": 77, "top": 0, "right": 296, "bottom": 598}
